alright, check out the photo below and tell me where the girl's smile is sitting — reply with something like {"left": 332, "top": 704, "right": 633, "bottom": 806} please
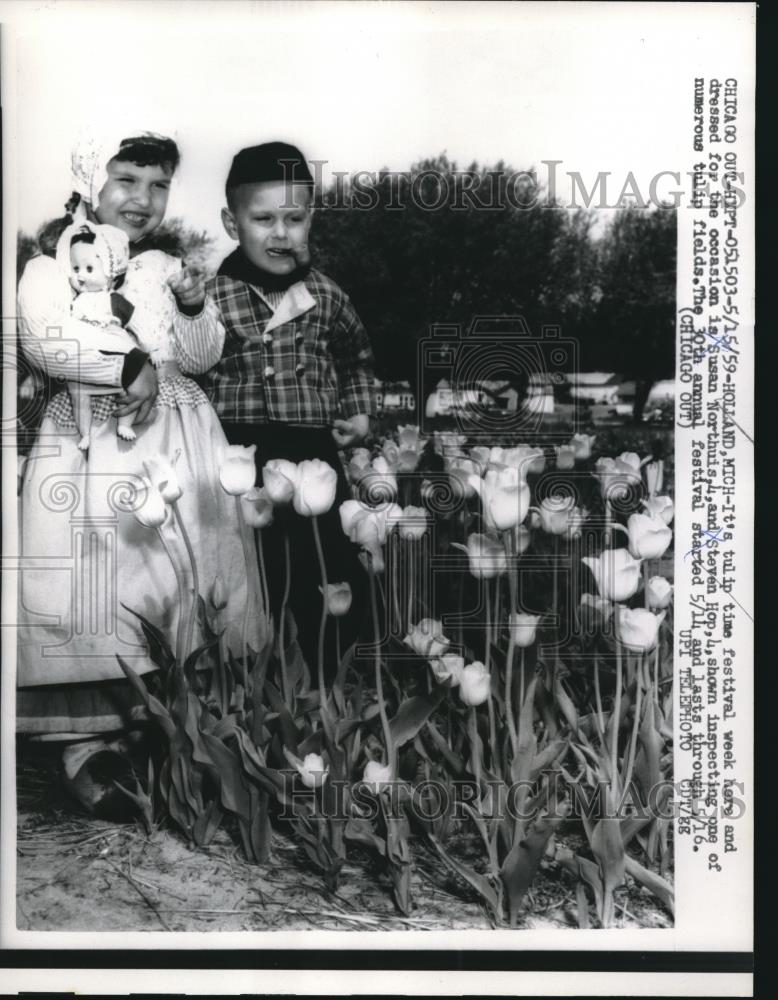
{"left": 95, "top": 159, "right": 172, "bottom": 242}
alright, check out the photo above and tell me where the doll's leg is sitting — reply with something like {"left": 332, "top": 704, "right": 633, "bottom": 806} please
{"left": 68, "top": 382, "right": 93, "bottom": 451}
{"left": 116, "top": 412, "right": 137, "bottom": 441}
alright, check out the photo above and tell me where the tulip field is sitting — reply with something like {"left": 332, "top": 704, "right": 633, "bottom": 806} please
{"left": 19, "top": 420, "right": 677, "bottom": 931}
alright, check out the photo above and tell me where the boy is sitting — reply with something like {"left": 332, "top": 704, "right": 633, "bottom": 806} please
{"left": 172, "top": 142, "right": 375, "bottom": 671}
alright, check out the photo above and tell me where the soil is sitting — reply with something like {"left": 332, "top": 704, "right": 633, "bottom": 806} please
{"left": 16, "top": 748, "right": 673, "bottom": 934}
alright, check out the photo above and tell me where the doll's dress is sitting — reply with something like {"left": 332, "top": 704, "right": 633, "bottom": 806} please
{"left": 17, "top": 249, "right": 267, "bottom": 735}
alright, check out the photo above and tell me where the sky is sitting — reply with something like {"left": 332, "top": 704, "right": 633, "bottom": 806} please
{"left": 5, "top": 1, "right": 754, "bottom": 261}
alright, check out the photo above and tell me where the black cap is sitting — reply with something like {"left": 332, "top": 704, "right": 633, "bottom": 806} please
{"left": 225, "top": 142, "right": 314, "bottom": 196}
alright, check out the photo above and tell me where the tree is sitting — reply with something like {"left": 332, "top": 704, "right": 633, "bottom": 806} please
{"left": 310, "top": 156, "right": 599, "bottom": 405}
{"left": 592, "top": 206, "right": 676, "bottom": 422}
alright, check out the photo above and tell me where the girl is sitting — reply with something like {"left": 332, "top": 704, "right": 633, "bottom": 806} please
{"left": 17, "top": 128, "right": 267, "bottom": 817}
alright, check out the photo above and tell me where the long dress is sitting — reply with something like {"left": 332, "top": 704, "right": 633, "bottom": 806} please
{"left": 16, "top": 248, "right": 266, "bottom": 736}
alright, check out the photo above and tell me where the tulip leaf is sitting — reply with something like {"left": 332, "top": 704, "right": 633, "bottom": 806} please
{"left": 590, "top": 817, "right": 626, "bottom": 928}
{"left": 192, "top": 798, "right": 223, "bottom": 847}
{"left": 264, "top": 680, "right": 301, "bottom": 753}
{"left": 115, "top": 655, "right": 176, "bottom": 740}
{"left": 344, "top": 817, "right": 386, "bottom": 856}
{"left": 121, "top": 603, "right": 176, "bottom": 673}
{"left": 389, "top": 688, "right": 447, "bottom": 749}
{"left": 500, "top": 802, "right": 570, "bottom": 926}
{"left": 427, "top": 833, "right": 501, "bottom": 921}
{"left": 624, "top": 854, "right": 674, "bottom": 916}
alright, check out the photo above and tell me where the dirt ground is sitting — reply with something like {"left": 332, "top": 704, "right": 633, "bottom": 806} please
{"left": 16, "top": 749, "right": 673, "bottom": 934}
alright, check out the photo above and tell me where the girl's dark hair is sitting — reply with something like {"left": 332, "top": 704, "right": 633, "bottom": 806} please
{"left": 114, "top": 134, "right": 180, "bottom": 173}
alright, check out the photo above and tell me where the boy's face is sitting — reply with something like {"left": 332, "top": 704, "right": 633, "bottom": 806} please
{"left": 222, "top": 181, "right": 313, "bottom": 275}
{"left": 96, "top": 158, "right": 172, "bottom": 242}
{"left": 70, "top": 242, "right": 108, "bottom": 292}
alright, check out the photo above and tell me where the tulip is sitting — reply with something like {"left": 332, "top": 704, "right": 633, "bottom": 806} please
{"left": 555, "top": 445, "right": 576, "bottom": 470}
{"left": 263, "top": 458, "right": 299, "bottom": 505}
{"left": 347, "top": 447, "right": 372, "bottom": 485}
{"left": 583, "top": 548, "right": 642, "bottom": 602}
{"left": 239, "top": 486, "right": 274, "bottom": 528}
{"left": 616, "top": 606, "right": 666, "bottom": 652}
{"left": 429, "top": 652, "right": 465, "bottom": 686}
{"left": 366, "top": 455, "right": 397, "bottom": 502}
{"left": 319, "top": 581, "right": 353, "bottom": 617}
{"left": 133, "top": 477, "right": 168, "bottom": 528}
{"left": 566, "top": 506, "right": 588, "bottom": 540}
{"left": 627, "top": 512, "right": 673, "bottom": 560}
{"left": 445, "top": 455, "right": 479, "bottom": 499}
{"left": 397, "top": 424, "right": 424, "bottom": 452}
{"left": 468, "top": 465, "right": 530, "bottom": 531}
{"left": 594, "top": 456, "right": 641, "bottom": 502}
{"left": 617, "top": 451, "right": 643, "bottom": 471}
{"left": 398, "top": 505, "right": 428, "bottom": 540}
{"left": 507, "top": 612, "right": 541, "bottom": 647}
{"left": 645, "top": 459, "right": 664, "bottom": 495}
{"left": 469, "top": 445, "right": 491, "bottom": 471}
{"left": 381, "top": 440, "right": 401, "bottom": 469}
{"left": 362, "top": 760, "right": 393, "bottom": 792}
{"left": 646, "top": 575, "right": 673, "bottom": 610}
{"left": 284, "top": 748, "right": 329, "bottom": 789}
{"left": 643, "top": 495, "right": 674, "bottom": 525}
{"left": 340, "top": 499, "right": 367, "bottom": 537}
{"left": 381, "top": 502, "right": 404, "bottom": 536}
{"left": 515, "top": 525, "right": 532, "bottom": 554}
{"left": 293, "top": 459, "right": 338, "bottom": 517}
{"left": 404, "top": 618, "right": 450, "bottom": 659}
{"left": 397, "top": 448, "right": 421, "bottom": 473}
{"left": 570, "top": 433, "right": 596, "bottom": 460}
{"left": 580, "top": 592, "right": 614, "bottom": 627}
{"left": 459, "top": 661, "right": 491, "bottom": 707}
{"left": 451, "top": 532, "right": 507, "bottom": 579}
{"left": 144, "top": 450, "right": 182, "bottom": 503}
{"left": 526, "top": 446, "right": 546, "bottom": 475}
{"left": 538, "top": 495, "right": 575, "bottom": 535}
{"left": 209, "top": 574, "right": 228, "bottom": 612}
{"left": 219, "top": 444, "right": 257, "bottom": 496}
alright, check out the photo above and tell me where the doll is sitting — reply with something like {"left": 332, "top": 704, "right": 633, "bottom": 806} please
{"left": 55, "top": 221, "right": 139, "bottom": 450}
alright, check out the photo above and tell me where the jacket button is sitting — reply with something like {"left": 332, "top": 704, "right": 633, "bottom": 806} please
{"left": 264, "top": 365, "right": 276, "bottom": 379}
{"left": 295, "top": 363, "right": 305, "bottom": 376}
{"left": 295, "top": 331, "right": 304, "bottom": 343}
{"left": 262, "top": 332, "right": 273, "bottom": 345}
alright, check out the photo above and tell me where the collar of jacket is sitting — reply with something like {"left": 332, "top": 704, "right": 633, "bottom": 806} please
{"left": 218, "top": 248, "right": 316, "bottom": 335}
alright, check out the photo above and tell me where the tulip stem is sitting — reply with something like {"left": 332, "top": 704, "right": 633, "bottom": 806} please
{"left": 611, "top": 631, "right": 623, "bottom": 802}
{"left": 171, "top": 500, "right": 199, "bottom": 663}
{"left": 593, "top": 651, "right": 606, "bottom": 741}
{"left": 234, "top": 496, "right": 255, "bottom": 689}
{"left": 256, "top": 527, "right": 270, "bottom": 625}
{"left": 502, "top": 528, "right": 518, "bottom": 755}
{"left": 407, "top": 538, "right": 415, "bottom": 630}
{"left": 653, "top": 639, "right": 660, "bottom": 704}
{"left": 368, "top": 555, "right": 395, "bottom": 773}
{"left": 279, "top": 528, "right": 292, "bottom": 703}
{"left": 643, "top": 561, "right": 650, "bottom": 610}
{"left": 335, "top": 618, "right": 342, "bottom": 672}
{"left": 311, "top": 515, "right": 329, "bottom": 714}
{"left": 155, "top": 525, "right": 187, "bottom": 665}
{"left": 468, "top": 708, "right": 482, "bottom": 806}
{"left": 623, "top": 654, "right": 643, "bottom": 794}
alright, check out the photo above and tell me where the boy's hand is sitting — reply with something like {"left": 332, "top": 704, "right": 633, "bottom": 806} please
{"left": 168, "top": 265, "right": 206, "bottom": 311}
{"left": 332, "top": 414, "right": 370, "bottom": 448}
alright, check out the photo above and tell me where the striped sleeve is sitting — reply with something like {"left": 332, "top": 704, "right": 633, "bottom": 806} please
{"left": 170, "top": 295, "right": 226, "bottom": 374}
{"left": 18, "top": 255, "right": 125, "bottom": 386}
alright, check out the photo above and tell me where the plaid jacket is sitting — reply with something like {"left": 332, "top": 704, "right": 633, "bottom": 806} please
{"left": 173, "top": 261, "right": 376, "bottom": 426}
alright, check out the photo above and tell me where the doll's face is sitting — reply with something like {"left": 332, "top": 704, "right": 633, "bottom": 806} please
{"left": 69, "top": 241, "right": 109, "bottom": 292}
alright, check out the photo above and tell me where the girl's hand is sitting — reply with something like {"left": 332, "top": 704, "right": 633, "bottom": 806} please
{"left": 332, "top": 413, "right": 370, "bottom": 448}
{"left": 114, "top": 362, "right": 159, "bottom": 424}
{"left": 168, "top": 265, "right": 206, "bottom": 311}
